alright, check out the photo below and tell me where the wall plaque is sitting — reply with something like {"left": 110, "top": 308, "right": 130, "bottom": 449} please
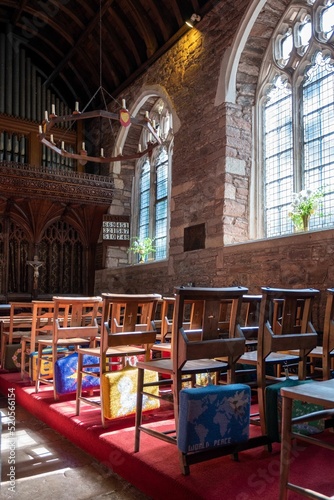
{"left": 103, "top": 215, "right": 130, "bottom": 246}
{"left": 184, "top": 223, "right": 206, "bottom": 252}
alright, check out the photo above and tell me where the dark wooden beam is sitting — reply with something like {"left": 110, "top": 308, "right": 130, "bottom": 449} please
{"left": 44, "top": 0, "right": 115, "bottom": 88}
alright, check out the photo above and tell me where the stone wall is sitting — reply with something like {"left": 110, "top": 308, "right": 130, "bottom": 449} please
{"left": 95, "top": 228, "right": 334, "bottom": 331}
{"left": 95, "top": 0, "right": 334, "bottom": 329}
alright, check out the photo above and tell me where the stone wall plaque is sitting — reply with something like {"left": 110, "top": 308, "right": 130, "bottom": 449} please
{"left": 184, "top": 223, "right": 205, "bottom": 252}
{"left": 103, "top": 215, "right": 130, "bottom": 246}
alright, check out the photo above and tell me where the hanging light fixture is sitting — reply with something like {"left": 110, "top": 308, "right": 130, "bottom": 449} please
{"left": 38, "top": 102, "right": 161, "bottom": 165}
{"left": 38, "top": 1, "right": 161, "bottom": 165}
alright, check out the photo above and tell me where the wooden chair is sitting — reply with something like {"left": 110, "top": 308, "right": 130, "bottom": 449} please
{"left": 151, "top": 296, "right": 205, "bottom": 356}
{"left": 305, "top": 288, "right": 334, "bottom": 380}
{"left": 35, "top": 296, "right": 102, "bottom": 399}
{"left": 279, "top": 379, "right": 334, "bottom": 500}
{"left": 21, "top": 301, "right": 55, "bottom": 380}
{"left": 134, "top": 286, "right": 269, "bottom": 474}
{"left": 154, "top": 294, "right": 262, "bottom": 354}
{"left": 238, "top": 287, "right": 319, "bottom": 436}
{"left": 75, "top": 293, "right": 161, "bottom": 427}
{"left": 0, "top": 302, "right": 33, "bottom": 369}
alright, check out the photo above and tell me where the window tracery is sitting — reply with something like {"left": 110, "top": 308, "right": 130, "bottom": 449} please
{"left": 258, "top": 0, "right": 334, "bottom": 237}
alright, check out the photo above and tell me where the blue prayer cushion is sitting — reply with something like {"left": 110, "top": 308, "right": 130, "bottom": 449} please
{"left": 55, "top": 352, "right": 100, "bottom": 394}
{"left": 177, "top": 384, "right": 250, "bottom": 454}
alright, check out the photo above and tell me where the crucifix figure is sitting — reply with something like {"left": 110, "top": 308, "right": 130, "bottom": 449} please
{"left": 27, "top": 255, "right": 44, "bottom": 291}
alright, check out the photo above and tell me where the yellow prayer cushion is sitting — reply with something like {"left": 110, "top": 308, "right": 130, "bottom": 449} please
{"left": 102, "top": 366, "right": 160, "bottom": 420}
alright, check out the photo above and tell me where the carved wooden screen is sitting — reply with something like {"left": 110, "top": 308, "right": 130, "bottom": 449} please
{"left": 0, "top": 219, "right": 85, "bottom": 297}
{"left": 8, "top": 222, "right": 30, "bottom": 293}
{"left": 0, "top": 219, "right": 4, "bottom": 295}
{"left": 38, "top": 221, "right": 84, "bottom": 295}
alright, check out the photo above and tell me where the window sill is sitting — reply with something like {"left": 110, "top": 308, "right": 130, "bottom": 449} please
{"left": 225, "top": 227, "right": 334, "bottom": 252}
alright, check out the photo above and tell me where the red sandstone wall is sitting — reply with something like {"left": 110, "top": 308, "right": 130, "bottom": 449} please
{"left": 94, "top": 1, "right": 334, "bottom": 329}
{"left": 95, "top": 229, "right": 334, "bottom": 331}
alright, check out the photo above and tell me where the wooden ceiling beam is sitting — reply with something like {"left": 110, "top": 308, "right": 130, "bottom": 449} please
{"left": 44, "top": 0, "right": 115, "bottom": 88}
{"left": 11, "top": 0, "right": 28, "bottom": 25}
{"left": 111, "top": 5, "right": 143, "bottom": 67}
{"left": 145, "top": 0, "right": 171, "bottom": 41}
{"left": 190, "top": 0, "right": 200, "bottom": 14}
{"left": 125, "top": 0, "right": 158, "bottom": 58}
{"left": 169, "top": 0, "right": 185, "bottom": 26}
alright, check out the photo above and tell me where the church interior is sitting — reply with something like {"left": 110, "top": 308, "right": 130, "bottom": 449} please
{"left": 1, "top": 0, "right": 334, "bottom": 498}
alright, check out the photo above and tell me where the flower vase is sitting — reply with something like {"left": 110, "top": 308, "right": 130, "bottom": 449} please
{"left": 302, "top": 215, "right": 310, "bottom": 231}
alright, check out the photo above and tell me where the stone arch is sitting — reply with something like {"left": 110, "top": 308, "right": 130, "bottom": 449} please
{"left": 216, "top": 0, "right": 293, "bottom": 242}
{"left": 116, "top": 84, "right": 180, "bottom": 156}
{"left": 216, "top": 0, "right": 291, "bottom": 106}
{"left": 104, "top": 85, "right": 177, "bottom": 268}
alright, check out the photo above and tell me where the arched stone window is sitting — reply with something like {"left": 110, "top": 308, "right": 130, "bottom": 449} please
{"left": 257, "top": 0, "right": 334, "bottom": 237}
{"left": 131, "top": 98, "right": 173, "bottom": 262}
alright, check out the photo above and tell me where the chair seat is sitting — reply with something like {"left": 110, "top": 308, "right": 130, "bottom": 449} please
{"left": 136, "top": 357, "right": 228, "bottom": 375}
{"left": 151, "top": 342, "right": 171, "bottom": 353}
{"left": 3, "top": 331, "right": 31, "bottom": 338}
{"left": 309, "top": 346, "right": 324, "bottom": 357}
{"left": 37, "top": 337, "right": 93, "bottom": 346}
{"left": 239, "top": 350, "right": 300, "bottom": 365}
{"left": 76, "top": 345, "right": 147, "bottom": 357}
{"left": 22, "top": 334, "right": 53, "bottom": 342}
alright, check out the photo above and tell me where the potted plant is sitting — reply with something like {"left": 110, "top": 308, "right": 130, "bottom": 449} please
{"left": 288, "top": 187, "right": 324, "bottom": 231}
{"left": 128, "top": 236, "right": 156, "bottom": 262}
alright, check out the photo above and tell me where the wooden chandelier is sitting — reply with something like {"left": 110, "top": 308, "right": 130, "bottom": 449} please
{"left": 38, "top": 103, "right": 162, "bottom": 164}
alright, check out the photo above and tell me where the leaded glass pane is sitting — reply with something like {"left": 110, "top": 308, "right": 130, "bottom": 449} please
{"left": 321, "top": 4, "right": 334, "bottom": 40}
{"left": 303, "top": 52, "right": 334, "bottom": 229}
{"left": 264, "top": 80, "right": 293, "bottom": 236}
{"left": 262, "top": 3, "right": 334, "bottom": 238}
{"left": 139, "top": 160, "right": 150, "bottom": 238}
{"left": 137, "top": 143, "right": 169, "bottom": 261}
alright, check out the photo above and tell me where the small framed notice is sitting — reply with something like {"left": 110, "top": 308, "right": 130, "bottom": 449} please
{"left": 103, "top": 215, "right": 130, "bottom": 246}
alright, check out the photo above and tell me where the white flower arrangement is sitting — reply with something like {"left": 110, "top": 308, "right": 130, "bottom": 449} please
{"left": 288, "top": 187, "right": 324, "bottom": 231}
{"left": 128, "top": 236, "right": 155, "bottom": 262}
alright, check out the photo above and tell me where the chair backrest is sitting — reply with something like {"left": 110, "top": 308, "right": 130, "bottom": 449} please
{"left": 100, "top": 293, "right": 162, "bottom": 357}
{"left": 101, "top": 293, "right": 162, "bottom": 335}
{"left": 322, "top": 288, "right": 334, "bottom": 380}
{"left": 172, "top": 286, "right": 248, "bottom": 376}
{"left": 272, "top": 297, "right": 308, "bottom": 334}
{"left": 52, "top": 296, "right": 102, "bottom": 341}
{"left": 30, "top": 300, "right": 55, "bottom": 347}
{"left": 8, "top": 302, "right": 34, "bottom": 342}
{"left": 160, "top": 296, "right": 175, "bottom": 341}
{"left": 258, "top": 287, "right": 319, "bottom": 378}
{"left": 219, "top": 294, "right": 262, "bottom": 337}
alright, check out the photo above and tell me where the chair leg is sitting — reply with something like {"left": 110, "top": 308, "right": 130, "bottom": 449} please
{"left": 257, "top": 364, "right": 267, "bottom": 437}
{"left": 53, "top": 344, "right": 59, "bottom": 400}
{"left": 178, "top": 450, "right": 190, "bottom": 476}
{"left": 21, "top": 339, "right": 26, "bottom": 379}
{"left": 279, "top": 397, "right": 293, "bottom": 500}
{"left": 76, "top": 352, "right": 83, "bottom": 416}
{"left": 1, "top": 336, "right": 7, "bottom": 368}
{"left": 134, "top": 367, "right": 145, "bottom": 452}
{"left": 323, "top": 353, "right": 330, "bottom": 381}
{"left": 35, "top": 343, "right": 43, "bottom": 393}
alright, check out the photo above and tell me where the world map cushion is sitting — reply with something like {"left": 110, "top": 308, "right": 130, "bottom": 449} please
{"left": 177, "top": 384, "right": 251, "bottom": 454}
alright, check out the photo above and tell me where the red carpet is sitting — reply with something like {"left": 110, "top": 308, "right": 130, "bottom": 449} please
{"left": 1, "top": 372, "right": 334, "bottom": 500}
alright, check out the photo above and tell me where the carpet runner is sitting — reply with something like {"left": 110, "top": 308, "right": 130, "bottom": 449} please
{"left": 1, "top": 371, "right": 333, "bottom": 500}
